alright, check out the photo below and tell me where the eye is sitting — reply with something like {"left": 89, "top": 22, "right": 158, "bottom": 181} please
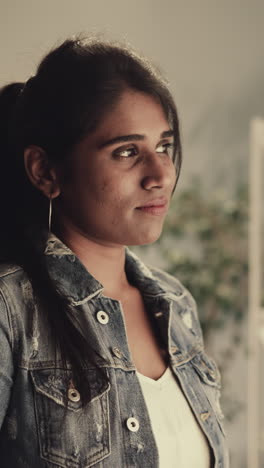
{"left": 113, "top": 146, "right": 138, "bottom": 158}
{"left": 156, "top": 142, "right": 174, "bottom": 158}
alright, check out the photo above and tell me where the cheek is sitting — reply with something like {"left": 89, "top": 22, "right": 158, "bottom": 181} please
{"left": 94, "top": 179, "right": 128, "bottom": 228}
{"left": 99, "top": 178, "right": 113, "bottom": 193}
{"left": 96, "top": 176, "right": 131, "bottom": 206}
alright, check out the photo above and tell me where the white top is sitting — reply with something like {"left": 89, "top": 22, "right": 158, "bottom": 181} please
{"left": 136, "top": 366, "right": 211, "bottom": 468}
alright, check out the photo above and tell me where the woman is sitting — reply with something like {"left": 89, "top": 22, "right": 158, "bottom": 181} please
{"left": 0, "top": 38, "right": 228, "bottom": 467}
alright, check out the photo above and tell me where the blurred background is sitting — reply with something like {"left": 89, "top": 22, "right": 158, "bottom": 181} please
{"left": 1, "top": 1, "right": 263, "bottom": 466}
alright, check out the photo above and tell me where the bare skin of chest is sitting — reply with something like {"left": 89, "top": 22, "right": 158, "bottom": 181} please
{"left": 118, "top": 286, "right": 168, "bottom": 380}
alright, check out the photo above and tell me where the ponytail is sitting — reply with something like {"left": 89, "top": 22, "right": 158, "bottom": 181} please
{"left": 0, "top": 82, "right": 107, "bottom": 406}
{"left": 0, "top": 83, "right": 25, "bottom": 238}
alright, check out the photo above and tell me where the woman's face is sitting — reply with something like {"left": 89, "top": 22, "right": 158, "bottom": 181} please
{"left": 55, "top": 89, "right": 177, "bottom": 246}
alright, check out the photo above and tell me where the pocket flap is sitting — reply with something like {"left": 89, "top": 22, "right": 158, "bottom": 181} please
{"left": 31, "top": 368, "right": 110, "bottom": 411}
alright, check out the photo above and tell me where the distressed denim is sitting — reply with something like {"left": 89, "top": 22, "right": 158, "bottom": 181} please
{"left": 0, "top": 234, "right": 229, "bottom": 467}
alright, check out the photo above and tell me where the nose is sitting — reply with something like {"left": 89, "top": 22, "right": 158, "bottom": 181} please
{"left": 141, "top": 152, "right": 176, "bottom": 191}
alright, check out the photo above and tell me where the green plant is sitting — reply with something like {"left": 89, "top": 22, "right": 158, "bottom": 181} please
{"left": 160, "top": 179, "right": 248, "bottom": 341}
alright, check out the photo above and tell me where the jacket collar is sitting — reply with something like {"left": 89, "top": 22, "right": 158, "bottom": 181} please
{"left": 44, "top": 233, "right": 166, "bottom": 306}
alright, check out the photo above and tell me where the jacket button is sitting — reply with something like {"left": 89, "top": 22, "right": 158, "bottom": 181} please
{"left": 126, "top": 417, "right": 140, "bottom": 432}
{"left": 112, "top": 347, "right": 123, "bottom": 358}
{"left": 68, "top": 388, "right": 81, "bottom": 402}
{"left": 96, "top": 310, "right": 109, "bottom": 324}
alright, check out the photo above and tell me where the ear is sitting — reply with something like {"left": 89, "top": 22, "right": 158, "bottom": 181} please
{"left": 24, "top": 145, "right": 61, "bottom": 198}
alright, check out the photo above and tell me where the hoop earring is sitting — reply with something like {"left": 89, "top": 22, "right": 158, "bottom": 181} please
{"left": 48, "top": 196, "right": 52, "bottom": 233}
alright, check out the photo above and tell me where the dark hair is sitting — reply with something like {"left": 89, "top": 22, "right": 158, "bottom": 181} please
{"left": 0, "top": 37, "right": 182, "bottom": 404}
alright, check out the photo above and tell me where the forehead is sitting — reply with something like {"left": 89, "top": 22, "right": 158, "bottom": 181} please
{"left": 94, "top": 90, "right": 170, "bottom": 139}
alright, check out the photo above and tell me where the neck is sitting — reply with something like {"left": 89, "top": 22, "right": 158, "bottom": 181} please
{"left": 55, "top": 226, "right": 131, "bottom": 298}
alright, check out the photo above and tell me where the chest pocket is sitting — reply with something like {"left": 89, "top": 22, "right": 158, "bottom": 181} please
{"left": 31, "top": 368, "right": 111, "bottom": 468}
{"left": 191, "top": 352, "right": 226, "bottom": 435}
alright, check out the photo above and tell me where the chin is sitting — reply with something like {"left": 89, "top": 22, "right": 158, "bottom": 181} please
{"left": 128, "top": 229, "right": 163, "bottom": 247}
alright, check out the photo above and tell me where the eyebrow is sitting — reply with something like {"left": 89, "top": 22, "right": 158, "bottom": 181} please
{"left": 98, "top": 130, "right": 174, "bottom": 149}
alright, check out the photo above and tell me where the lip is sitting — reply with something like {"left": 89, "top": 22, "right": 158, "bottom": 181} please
{"left": 136, "top": 198, "right": 168, "bottom": 216}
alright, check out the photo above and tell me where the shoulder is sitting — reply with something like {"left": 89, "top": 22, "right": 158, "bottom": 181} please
{"left": 0, "top": 263, "right": 27, "bottom": 298}
{"left": 149, "top": 265, "right": 195, "bottom": 305}
{"left": 0, "top": 264, "right": 24, "bottom": 351}
{"left": 0, "top": 263, "right": 34, "bottom": 354}
{"left": 0, "top": 263, "right": 23, "bottom": 280}
{"left": 148, "top": 265, "right": 204, "bottom": 342}
{"left": 0, "top": 262, "right": 31, "bottom": 314}
{"left": 149, "top": 265, "right": 188, "bottom": 296}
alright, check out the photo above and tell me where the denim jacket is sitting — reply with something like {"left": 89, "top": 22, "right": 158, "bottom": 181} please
{"left": 0, "top": 233, "right": 229, "bottom": 467}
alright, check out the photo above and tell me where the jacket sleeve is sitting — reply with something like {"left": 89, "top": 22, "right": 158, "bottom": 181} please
{"left": 0, "top": 289, "right": 14, "bottom": 429}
